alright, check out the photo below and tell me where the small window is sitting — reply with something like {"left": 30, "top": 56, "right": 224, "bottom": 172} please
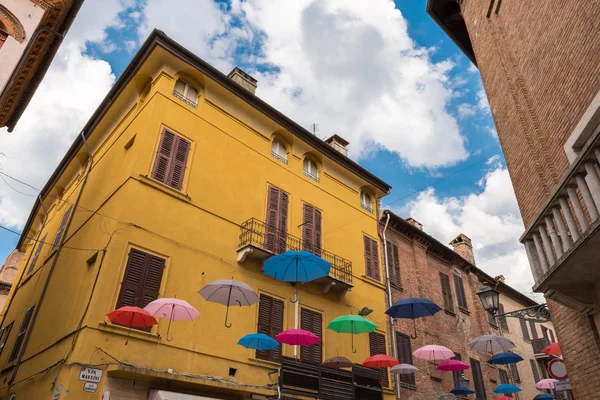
{"left": 360, "top": 191, "right": 373, "bottom": 212}
{"left": 271, "top": 140, "right": 287, "bottom": 164}
{"left": 520, "top": 319, "right": 530, "bottom": 341}
{"left": 397, "top": 333, "right": 415, "bottom": 387}
{"left": 0, "top": 322, "right": 12, "bottom": 356}
{"left": 9, "top": 306, "right": 35, "bottom": 362}
{"left": 52, "top": 206, "right": 73, "bottom": 250}
{"left": 151, "top": 129, "right": 191, "bottom": 190}
{"left": 117, "top": 249, "right": 165, "bottom": 313}
{"left": 439, "top": 272, "right": 454, "bottom": 313}
{"left": 28, "top": 234, "right": 47, "bottom": 273}
{"left": 453, "top": 273, "right": 468, "bottom": 311}
{"left": 303, "top": 158, "right": 319, "bottom": 182}
{"left": 369, "top": 332, "right": 388, "bottom": 387}
{"left": 173, "top": 79, "right": 198, "bottom": 107}
{"left": 257, "top": 294, "right": 284, "bottom": 362}
{"left": 300, "top": 308, "right": 322, "bottom": 363}
{"left": 363, "top": 236, "right": 380, "bottom": 280}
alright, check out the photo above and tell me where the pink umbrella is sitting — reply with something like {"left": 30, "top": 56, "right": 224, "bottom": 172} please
{"left": 436, "top": 359, "right": 470, "bottom": 372}
{"left": 275, "top": 329, "right": 320, "bottom": 346}
{"left": 144, "top": 298, "right": 200, "bottom": 341}
{"left": 413, "top": 345, "right": 455, "bottom": 361}
{"left": 535, "top": 378, "right": 558, "bottom": 389}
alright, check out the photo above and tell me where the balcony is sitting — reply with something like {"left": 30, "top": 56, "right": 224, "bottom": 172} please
{"left": 237, "top": 218, "right": 353, "bottom": 298}
{"left": 531, "top": 338, "right": 552, "bottom": 359}
{"left": 520, "top": 132, "right": 600, "bottom": 313}
{"left": 279, "top": 356, "right": 382, "bottom": 400}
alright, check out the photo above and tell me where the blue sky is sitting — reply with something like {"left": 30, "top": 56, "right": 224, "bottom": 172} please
{"left": 0, "top": 0, "right": 535, "bottom": 295}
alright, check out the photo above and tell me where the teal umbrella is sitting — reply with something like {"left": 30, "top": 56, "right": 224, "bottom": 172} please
{"left": 328, "top": 314, "right": 376, "bottom": 353}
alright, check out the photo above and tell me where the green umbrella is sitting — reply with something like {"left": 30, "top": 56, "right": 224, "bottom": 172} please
{"left": 328, "top": 314, "right": 377, "bottom": 353}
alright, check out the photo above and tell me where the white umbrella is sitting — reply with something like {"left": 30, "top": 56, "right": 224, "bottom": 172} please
{"left": 468, "top": 335, "right": 516, "bottom": 352}
{"left": 391, "top": 363, "right": 419, "bottom": 374}
{"left": 198, "top": 279, "right": 259, "bottom": 328}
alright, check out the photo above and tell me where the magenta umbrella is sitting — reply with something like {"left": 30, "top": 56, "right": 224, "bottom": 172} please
{"left": 436, "top": 359, "right": 470, "bottom": 372}
{"left": 413, "top": 345, "right": 455, "bottom": 361}
{"left": 144, "top": 298, "right": 200, "bottom": 341}
{"left": 276, "top": 329, "right": 320, "bottom": 347}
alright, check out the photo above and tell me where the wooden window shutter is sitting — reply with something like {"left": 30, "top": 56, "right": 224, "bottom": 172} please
{"left": 509, "top": 363, "right": 520, "bottom": 383}
{"left": 369, "top": 332, "right": 388, "bottom": 387}
{"left": 265, "top": 186, "right": 288, "bottom": 253}
{"left": 152, "top": 129, "right": 176, "bottom": 184}
{"left": 520, "top": 318, "right": 530, "bottom": 341}
{"left": 439, "top": 273, "right": 453, "bottom": 312}
{"left": 529, "top": 321, "right": 538, "bottom": 339}
{"left": 549, "top": 329, "right": 555, "bottom": 342}
{"left": 363, "top": 236, "right": 373, "bottom": 277}
{"left": 152, "top": 130, "right": 191, "bottom": 190}
{"left": 498, "top": 303, "right": 509, "bottom": 331}
{"left": 451, "top": 353, "right": 462, "bottom": 387}
{"left": 9, "top": 305, "right": 35, "bottom": 362}
{"left": 300, "top": 308, "right": 322, "bottom": 363}
{"left": 52, "top": 205, "right": 73, "bottom": 249}
{"left": 453, "top": 274, "right": 468, "bottom": 310}
{"left": 469, "top": 358, "right": 487, "bottom": 400}
{"left": 302, "top": 204, "right": 314, "bottom": 253}
{"left": 539, "top": 360, "right": 548, "bottom": 379}
{"left": 256, "top": 294, "right": 283, "bottom": 362}
{"left": 488, "top": 310, "right": 497, "bottom": 326}
{"left": 499, "top": 369, "right": 509, "bottom": 384}
{"left": 371, "top": 238, "right": 380, "bottom": 281}
{"left": 313, "top": 209, "right": 322, "bottom": 256}
{"left": 396, "top": 333, "right": 415, "bottom": 386}
{"left": 168, "top": 136, "right": 191, "bottom": 190}
{"left": 542, "top": 326, "right": 549, "bottom": 340}
{"left": 386, "top": 241, "right": 401, "bottom": 288}
{"left": 529, "top": 359, "right": 540, "bottom": 383}
{"left": 278, "top": 192, "right": 289, "bottom": 252}
{"left": 0, "top": 321, "right": 13, "bottom": 356}
{"left": 28, "top": 234, "right": 47, "bottom": 273}
{"left": 116, "top": 249, "right": 165, "bottom": 312}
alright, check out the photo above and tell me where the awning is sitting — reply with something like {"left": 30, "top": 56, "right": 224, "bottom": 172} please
{"left": 148, "top": 390, "right": 222, "bottom": 400}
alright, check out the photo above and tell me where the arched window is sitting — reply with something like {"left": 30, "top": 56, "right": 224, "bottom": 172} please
{"left": 271, "top": 140, "right": 287, "bottom": 164}
{"left": 303, "top": 158, "right": 319, "bottom": 182}
{"left": 360, "top": 191, "right": 373, "bottom": 212}
{"left": 173, "top": 79, "right": 198, "bottom": 107}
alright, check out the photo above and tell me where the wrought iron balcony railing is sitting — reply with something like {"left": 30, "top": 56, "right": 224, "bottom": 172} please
{"left": 238, "top": 218, "right": 353, "bottom": 285}
{"left": 531, "top": 337, "right": 552, "bottom": 355}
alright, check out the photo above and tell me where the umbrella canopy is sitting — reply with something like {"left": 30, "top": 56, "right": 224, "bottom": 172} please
{"left": 542, "top": 342, "right": 561, "bottom": 356}
{"left": 535, "top": 378, "right": 558, "bottom": 389}
{"left": 436, "top": 359, "right": 470, "bottom": 372}
{"left": 328, "top": 314, "right": 376, "bottom": 353}
{"left": 322, "top": 356, "right": 353, "bottom": 369}
{"left": 198, "top": 279, "right": 259, "bottom": 328}
{"left": 450, "top": 386, "right": 475, "bottom": 396}
{"left": 488, "top": 352, "right": 524, "bottom": 365}
{"left": 144, "top": 298, "right": 200, "bottom": 341}
{"left": 385, "top": 297, "right": 441, "bottom": 338}
{"left": 468, "top": 335, "right": 516, "bottom": 353}
{"left": 238, "top": 333, "right": 279, "bottom": 351}
{"left": 413, "top": 345, "right": 455, "bottom": 361}
{"left": 495, "top": 397, "right": 513, "bottom": 400}
{"left": 275, "top": 329, "right": 320, "bottom": 346}
{"left": 362, "top": 355, "right": 399, "bottom": 368}
{"left": 391, "top": 364, "right": 419, "bottom": 375}
{"left": 493, "top": 384, "right": 522, "bottom": 394}
{"left": 264, "top": 251, "right": 331, "bottom": 283}
{"left": 106, "top": 306, "right": 158, "bottom": 345}
{"left": 533, "top": 394, "right": 555, "bottom": 400}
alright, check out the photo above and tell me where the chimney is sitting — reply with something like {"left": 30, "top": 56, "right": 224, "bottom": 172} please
{"left": 405, "top": 217, "right": 423, "bottom": 231}
{"left": 494, "top": 275, "right": 506, "bottom": 283}
{"left": 324, "top": 135, "right": 350, "bottom": 156}
{"left": 227, "top": 67, "right": 257, "bottom": 94}
{"left": 450, "top": 233, "right": 475, "bottom": 265}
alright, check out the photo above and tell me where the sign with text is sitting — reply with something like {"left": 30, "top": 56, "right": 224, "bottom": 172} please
{"left": 555, "top": 380, "right": 572, "bottom": 391}
{"left": 83, "top": 382, "right": 98, "bottom": 393}
{"left": 79, "top": 367, "right": 103, "bottom": 383}
{"left": 52, "top": 385, "right": 62, "bottom": 400}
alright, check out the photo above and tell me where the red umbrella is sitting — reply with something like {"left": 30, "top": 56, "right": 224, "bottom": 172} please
{"left": 107, "top": 306, "right": 158, "bottom": 344}
{"left": 542, "top": 342, "right": 561, "bottom": 356}
{"left": 436, "top": 359, "right": 470, "bottom": 372}
{"left": 363, "top": 354, "right": 399, "bottom": 368}
{"left": 496, "top": 397, "right": 512, "bottom": 400}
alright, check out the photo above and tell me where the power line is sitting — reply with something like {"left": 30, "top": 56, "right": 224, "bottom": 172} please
{"left": 0, "top": 174, "right": 37, "bottom": 197}
{"left": 0, "top": 225, "right": 101, "bottom": 252}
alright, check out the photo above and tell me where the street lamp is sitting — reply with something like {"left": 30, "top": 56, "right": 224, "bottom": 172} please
{"left": 477, "top": 285, "right": 500, "bottom": 314}
{"left": 476, "top": 284, "right": 551, "bottom": 323}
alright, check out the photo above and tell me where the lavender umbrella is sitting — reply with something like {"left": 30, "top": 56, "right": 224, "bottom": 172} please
{"left": 198, "top": 279, "right": 259, "bottom": 328}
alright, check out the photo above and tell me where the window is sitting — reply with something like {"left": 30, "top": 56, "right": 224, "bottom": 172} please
{"left": 116, "top": 249, "right": 165, "bottom": 312}
{"left": 499, "top": 369, "right": 509, "bottom": 384}
{"left": 28, "top": 234, "right": 47, "bottom": 273}
{"left": 529, "top": 359, "right": 540, "bottom": 383}
{"left": 363, "top": 236, "right": 380, "bottom": 280}
{"left": 265, "top": 186, "right": 289, "bottom": 253}
{"left": 439, "top": 272, "right": 454, "bottom": 313}
{"left": 173, "top": 79, "right": 198, "bottom": 107}
{"left": 549, "top": 329, "right": 556, "bottom": 342}
{"left": 539, "top": 360, "right": 548, "bottom": 379}
{"left": 451, "top": 353, "right": 462, "bottom": 387}
{"left": 529, "top": 321, "right": 538, "bottom": 339}
{"left": 520, "top": 319, "right": 530, "bottom": 341}
{"left": 271, "top": 140, "right": 287, "bottom": 164}
{"left": 256, "top": 294, "right": 284, "bottom": 362}
{"left": 9, "top": 305, "right": 34, "bottom": 362}
{"left": 302, "top": 204, "right": 322, "bottom": 256}
{"left": 470, "top": 358, "right": 487, "bottom": 400}
{"left": 52, "top": 206, "right": 73, "bottom": 250}
{"left": 453, "top": 274, "right": 468, "bottom": 311}
{"left": 488, "top": 310, "right": 497, "bottom": 327}
{"left": 0, "top": 322, "right": 13, "bottom": 357}
{"left": 360, "top": 191, "right": 373, "bottom": 213}
{"left": 300, "top": 308, "right": 322, "bottom": 363}
{"left": 542, "top": 325, "right": 549, "bottom": 340}
{"left": 369, "top": 332, "right": 388, "bottom": 387}
{"left": 509, "top": 363, "right": 521, "bottom": 383}
{"left": 498, "top": 303, "right": 508, "bottom": 331}
{"left": 386, "top": 241, "right": 401, "bottom": 289}
{"left": 397, "top": 333, "right": 415, "bottom": 386}
{"left": 303, "top": 158, "right": 319, "bottom": 182}
{"left": 151, "top": 129, "right": 191, "bottom": 190}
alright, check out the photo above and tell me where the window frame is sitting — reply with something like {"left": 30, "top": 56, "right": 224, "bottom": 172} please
{"left": 303, "top": 157, "right": 319, "bottom": 182}
{"left": 0, "top": 322, "right": 13, "bottom": 357}
{"left": 520, "top": 318, "right": 531, "bottom": 342}
{"left": 9, "top": 305, "right": 35, "bottom": 362}
{"left": 173, "top": 78, "right": 199, "bottom": 107}
{"left": 256, "top": 294, "right": 284, "bottom": 362}
{"left": 360, "top": 191, "right": 373, "bottom": 213}
{"left": 453, "top": 273, "right": 468, "bottom": 311}
{"left": 300, "top": 308, "right": 322, "bottom": 364}
{"left": 151, "top": 128, "right": 191, "bottom": 191}
{"left": 369, "top": 332, "right": 388, "bottom": 387}
{"left": 271, "top": 140, "right": 288, "bottom": 164}
{"left": 28, "top": 233, "right": 47, "bottom": 273}
{"left": 363, "top": 235, "right": 380, "bottom": 281}
{"left": 470, "top": 358, "right": 487, "bottom": 400}
{"left": 52, "top": 205, "right": 73, "bottom": 250}
{"left": 439, "top": 272, "right": 454, "bottom": 313}
{"left": 396, "top": 332, "right": 415, "bottom": 387}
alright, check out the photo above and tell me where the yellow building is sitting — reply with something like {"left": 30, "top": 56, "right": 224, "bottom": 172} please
{"left": 0, "top": 30, "right": 393, "bottom": 400}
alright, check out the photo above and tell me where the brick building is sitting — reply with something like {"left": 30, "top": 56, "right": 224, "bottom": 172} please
{"left": 0, "top": 249, "right": 22, "bottom": 318}
{"left": 427, "top": 0, "right": 600, "bottom": 397}
{"left": 380, "top": 211, "right": 555, "bottom": 399}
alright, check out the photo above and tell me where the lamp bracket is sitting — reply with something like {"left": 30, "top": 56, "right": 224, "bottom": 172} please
{"left": 495, "top": 303, "right": 551, "bottom": 323}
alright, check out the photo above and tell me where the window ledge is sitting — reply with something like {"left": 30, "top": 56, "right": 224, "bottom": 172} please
{"left": 138, "top": 174, "right": 192, "bottom": 203}
{"left": 97, "top": 321, "right": 160, "bottom": 343}
{"left": 358, "top": 275, "right": 385, "bottom": 289}
{"left": 489, "top": 324, "right": 499, "bottom": 330}
{"left": 247, "top": 357, "right": 281, "bottom": 369}
{"left": 458, "top": 307, "right": 470, "bottom": 315}
{"left": 390, "top": 283, "right": 403, "bottom": 291}
{"left": 399, "top": 382, "right": 417, "bottom": 391}
{"left": 444, "top": 309, "right": 456, "bottom": 317}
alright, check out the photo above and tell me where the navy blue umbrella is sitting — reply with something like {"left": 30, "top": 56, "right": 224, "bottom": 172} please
{"left": 533, "top": 394, "right": 555, "bottom": 400}
{"left": 488, "top": 352, "right": 524, "bottom": 365}
{"left": 493, "top": 383, "right": 522, "bottom": 394}
{"left": 450, "top": 386, "right": 475, "bottom": 396}
{"left": 385, "top": 297, "right": 441, "bottom": 338}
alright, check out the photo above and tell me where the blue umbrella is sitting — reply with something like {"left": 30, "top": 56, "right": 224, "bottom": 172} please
{"left": 264, "top": 251, "right": 331, "bottom": 302}
{"left": 493, "top": 383, "right": 522, "bottom": 394}
{"left": 385, "top": 297, "right": 441, "bottom": 338}
{"left": 488, "top": 352, "right": 524, "bottom": 365}
{"left": 450, "top": 386, "right": 475, "bottom": 396}
{"left": 238, "top": 333, "right": 279, "bottom": 351}
{"left": 533, "top": 394, "right": 555, "bottom": 400}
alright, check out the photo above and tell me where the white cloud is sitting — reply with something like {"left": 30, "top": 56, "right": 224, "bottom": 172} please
{"left": 457, "top": 88, "right": 491, "bottom": 119}
{"left": 397, "top": 165, "right": 534, "bottom": 294}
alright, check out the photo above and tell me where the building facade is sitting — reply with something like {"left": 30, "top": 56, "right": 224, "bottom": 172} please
{"left": 0, "top": 30, "right": 394, "bottom": 399}
{"left": 0, "top": 249, "right": 22, "bottom": 318}
{"left": 380, "top": 211, "right": 557, "bottom": 399}
{"left": 0, "top": 0, "right": 84, "bottom": 131}
{"left": 427, "top": 0, "right": 600, "bottom": 397}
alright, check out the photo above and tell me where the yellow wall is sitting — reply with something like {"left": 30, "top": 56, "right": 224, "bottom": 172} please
{"left": 0, "top": 47, "right": 392, "bottom": 400}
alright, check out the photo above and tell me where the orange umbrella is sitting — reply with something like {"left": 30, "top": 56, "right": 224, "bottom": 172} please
{"left": 542, "top": 342, "right": 561, "bottom": 356}
{"left": 363, "top": 355, "right": 399, "bottom": 384}
{"left": 496, "top": 396, "right": 512, "bottom": 400}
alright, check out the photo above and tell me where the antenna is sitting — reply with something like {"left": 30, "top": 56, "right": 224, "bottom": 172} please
{"left": 309, "top": 123, "right": 319, "bottom": 136}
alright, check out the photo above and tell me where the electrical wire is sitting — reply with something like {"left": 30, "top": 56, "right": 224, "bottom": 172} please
{"left": 0, "top": 224, "right": 102, "bottom": 252}
{"left": 0, "top": 174, "right": 37, "bottom": 197}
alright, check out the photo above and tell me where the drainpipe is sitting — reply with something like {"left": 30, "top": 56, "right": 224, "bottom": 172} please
{"left": 379, "top": 211, "right": 400, "bottom": 399}
{"left": 9, "top": 131, "right": 93, "bottom": 385}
